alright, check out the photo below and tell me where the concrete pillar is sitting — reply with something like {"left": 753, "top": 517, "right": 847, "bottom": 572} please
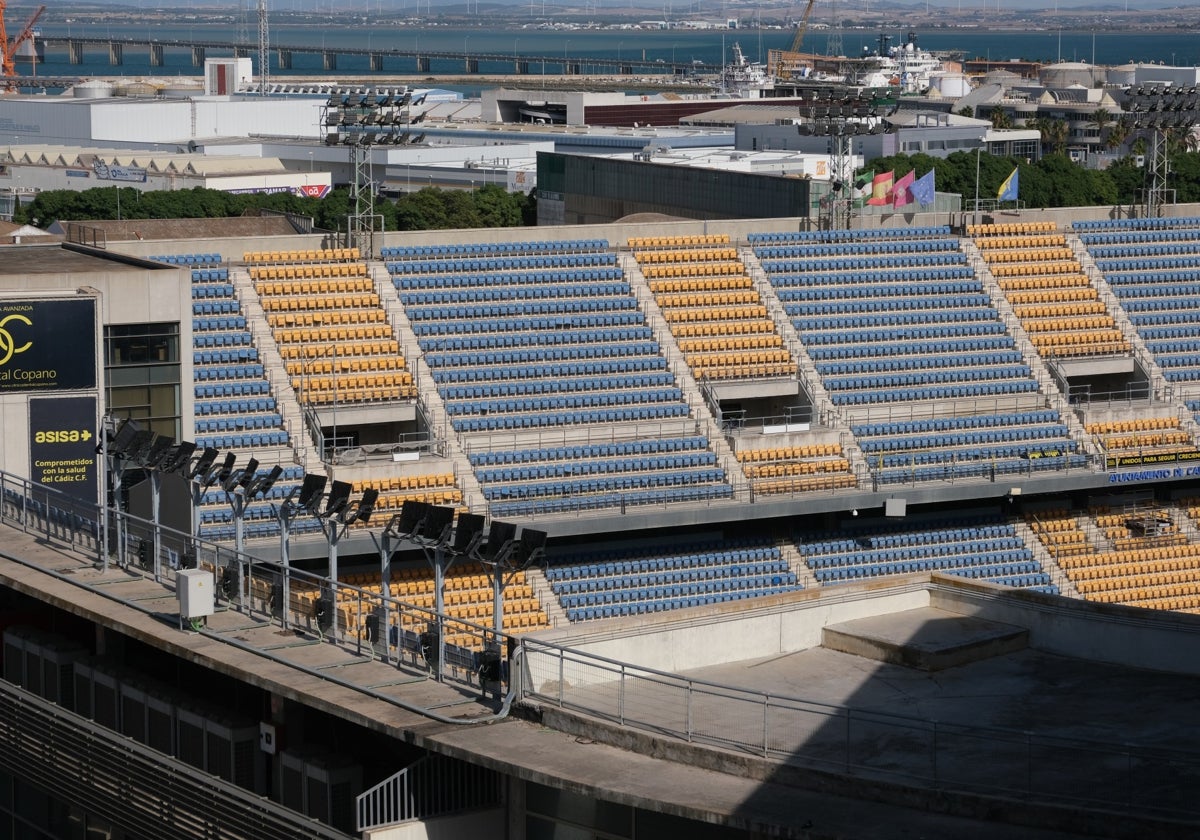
{"left": 277, "top": 49, "right": 292, "bottom": 70}
{"left": 514, "top": 60, "right": 529, "bottom": 74}
{"left": 68, "top": 41, "right": 84, "bottom": 65}
{"left": 235, "top": 46, "right": 251, "bottom": 58}
{"left": 416, "top": 55, "right": 430, "bottom": 73}
{"left": 369, "top": 53, "right": 383, "bottom": 72}
{"left": 323, "top": 51, "right": 337, "bottom": 71}
{"left": 149, "top": 43, "right": 164, "bottom": 67}
{"left": 620, "top": 64, "right": 633, "bottom": 75}
{"left": 191, "top": 46, "right": 205, "bottom": 66}
{"left": 564, "top": 61, "right": 579, "bottom": 76}
{"left": 108, "top": 42, "right": 123, "bottom": 66}
{"left": 464, "top": 58, "right": 478, "bottom": 73}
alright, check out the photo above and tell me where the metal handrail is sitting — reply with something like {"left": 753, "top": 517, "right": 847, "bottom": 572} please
{"left": 516, "top": 601, "right": 1200, "bottom": 819}
{"left": 0, "top": 468, "right": 519, "bottom": 727}
{"left": 356, "top": 752, "right": 503, "bottom": 832}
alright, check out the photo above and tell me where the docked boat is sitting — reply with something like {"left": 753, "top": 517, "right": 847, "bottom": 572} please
{"left": 858, "top": 32, "right": 944, "bottom": 93}
{"left": 719, "top": 42, "right": 774, "bottom": 98}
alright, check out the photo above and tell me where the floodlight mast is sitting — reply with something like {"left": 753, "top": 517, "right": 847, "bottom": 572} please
{"left": 472, "top": 523, "right": 548, "bottom": 693}
{"left": 97, "top": 416, "right": 151, "bottom": 572}
{"left": 272, "top": 485, "right": 302, "bottom": 631}
{"left": 110, "top": 425, "right": 187, "bottom": 584}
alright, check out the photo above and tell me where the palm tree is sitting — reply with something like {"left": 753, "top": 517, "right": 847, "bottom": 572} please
{"left": 990, "top": 108, "right": 1013, "bottom": 130}
{"left": 1089, "top": 107, "right": 1111, "bottom": 148}
{"left": 1035, "top": 117, "right": 1070, "bottom": 155}
{"left": 1107, "top": 116, "right": 1132, "bottom": 151}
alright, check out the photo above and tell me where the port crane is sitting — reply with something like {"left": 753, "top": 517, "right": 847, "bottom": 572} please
{"left": 1, "top": 1, "right": 46, "bottom": 92}
{"left": 767, "top": 0, "right": 816, "bottom": 80}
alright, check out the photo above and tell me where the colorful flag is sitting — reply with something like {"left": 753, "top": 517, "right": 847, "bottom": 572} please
{"left": 910, "top": 168, "right": 936, "bottom": 206}
{"left": 892, "top": 170, "right": 916, "bottom": 208}
{"left": 853, "top": 170, "right": 875, "bottom": 206}
{"left": 998, "top": 167, "right": 1019, "bottom": 201}
{"left": 866, "top": 171, "right": 894, "bottom": 206}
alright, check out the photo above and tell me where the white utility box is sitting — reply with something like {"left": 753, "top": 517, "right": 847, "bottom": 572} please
{"left": 178, "top": 569, "right": 215, "bottom": 620}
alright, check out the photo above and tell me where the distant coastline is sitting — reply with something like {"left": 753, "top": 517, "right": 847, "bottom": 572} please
{"left": 19, "top": 23, "right": 1199, "bottom": 84}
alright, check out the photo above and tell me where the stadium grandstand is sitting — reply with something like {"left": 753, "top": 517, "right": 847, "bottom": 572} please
{"left": 1, "top": 206, "right": 1200, "bottom": 839}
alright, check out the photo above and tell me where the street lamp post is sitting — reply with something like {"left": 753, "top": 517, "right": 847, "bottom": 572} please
{"left": 564, "top": 39, "right": 571, "bottom": 74}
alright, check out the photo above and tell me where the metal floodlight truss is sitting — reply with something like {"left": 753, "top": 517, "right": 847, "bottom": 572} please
{"left": 1121, "top": 85, "right": 1200, "bottom": 217}
{"left": 794, "top": 93, "right": 895, "bottom": 231}
{"left": 319, "top": 86, "right": 418, "bottom": 258}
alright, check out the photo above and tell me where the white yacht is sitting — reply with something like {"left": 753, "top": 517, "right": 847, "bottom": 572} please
{"left": 859, "top": 32, "right": 944, "bottom": 93}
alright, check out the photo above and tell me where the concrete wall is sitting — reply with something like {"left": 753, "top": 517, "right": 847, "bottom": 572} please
{"left": 931, "top": 577, "right": 1200, "bottom": 676}
{"left": 531, "top": 575, "right": 1200, "bottom": 689}
{"left": 531, "top": 584, "right": 930, "bottom": 683}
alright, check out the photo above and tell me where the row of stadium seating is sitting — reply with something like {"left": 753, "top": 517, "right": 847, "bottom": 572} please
{"left": 390, "top": 248, "right": 728, "bottom": 514}
{"left": 753, "top": 239, "right": 958, "bottom": 259}
{"left": 243, "top": 248, "right": 359, "bottom": 264}
{"left": 191, "top": 269, "right": 230, "bottom": 282}
{"left": 748, "top": 226, "right": 951, "bottom": 243}
{"left": 761, "top": 253, "right": 967, "bottom": 273}
{"left": 490, "top": 484, "right": 732, "bottom": 517}
{"left": 382, "top": 239, "right": 608, "bottom": 258}
{"left": 389, "top": 255, "right": 617, "bottom": 274}
{"left": 193, "top": 331, "right": 252, "bottom": 349}
{"left": 153, "top": 252, "right": 221, "bottom": 266}
{"left": 1073, "top": 216, "right": 1200, "bottom": 232}
{"left": 796, "top": 516, "right": 1055, "bottom": 591}
{"left": 395, "top": 269, "right": 623, "bottom": 291}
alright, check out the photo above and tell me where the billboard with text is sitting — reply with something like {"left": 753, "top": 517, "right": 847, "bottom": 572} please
{"left": 0, "top": 298, "right": 96, "bottom": 393}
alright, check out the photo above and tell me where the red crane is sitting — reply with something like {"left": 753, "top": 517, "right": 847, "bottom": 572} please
{"left": 1, "top": 1, "right": 47, "bottom": 92}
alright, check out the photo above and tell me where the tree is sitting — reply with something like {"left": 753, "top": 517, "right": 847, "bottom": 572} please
{"left": 1089, "top": 107, "right": 1111, "bottom": 145}
{"left": 989, "top": 108, "right": 1013, "bottom": 130}
{"left": 1035, "top": 117, "right": 1070, "bottom": 156}
{"left": 473, "top": 184, "right": 523, "bottom": 228}
{"left": 16, "top": 183, "right": 539, "bottom": 232}
{"left": 1107, "top": 117, "right": 1132, "bottom": 151}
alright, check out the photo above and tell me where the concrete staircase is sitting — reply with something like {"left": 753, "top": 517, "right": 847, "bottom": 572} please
{"left": 779, "top": 539, "right": 819, "bottom": 590}
{"left": 1171, "top": 504, "right": 1200, "bottom": 544}
{"left": 619, "top": 253, "right": 744, "bottom": 490}
{"left": 737, "top": 246, "right": 871, "bottom": 486}
{"left": 960, "top": 239, "right": 1095, "bottom": 455}
{"left": 1012, "top": 518, "right": 1082, "bottom": 599}
{"left": 1066, "top": 231, "right": 1173, "bottom": 400}
{"left": 525, "top": 566, "right": 569, "bottom": 629}
{"left": 227, "top": 264, "right": 313, "bottom": 471}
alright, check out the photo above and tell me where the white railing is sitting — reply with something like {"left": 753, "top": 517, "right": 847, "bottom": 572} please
{"left": 356, "top": 753, "right": 503, "bottom": 832}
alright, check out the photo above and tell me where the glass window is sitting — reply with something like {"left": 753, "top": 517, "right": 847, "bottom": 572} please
{"left": 104, "top": 323, "right": 181, "bottom": 440}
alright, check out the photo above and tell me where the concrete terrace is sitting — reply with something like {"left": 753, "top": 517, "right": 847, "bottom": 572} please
{"left": 2, "top": 516, "right": 1199, "bottom": 838}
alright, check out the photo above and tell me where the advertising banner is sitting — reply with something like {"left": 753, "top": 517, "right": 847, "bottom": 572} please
{"left": 29, "top": 395, "right": 98, "bottom": 503}
{"left": 0, "top": 298, "right": 96, "bottom": 393}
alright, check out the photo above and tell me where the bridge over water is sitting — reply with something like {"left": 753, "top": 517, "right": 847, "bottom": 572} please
{"left": 36, "top": 36, "right": 719, "bottom": 77}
